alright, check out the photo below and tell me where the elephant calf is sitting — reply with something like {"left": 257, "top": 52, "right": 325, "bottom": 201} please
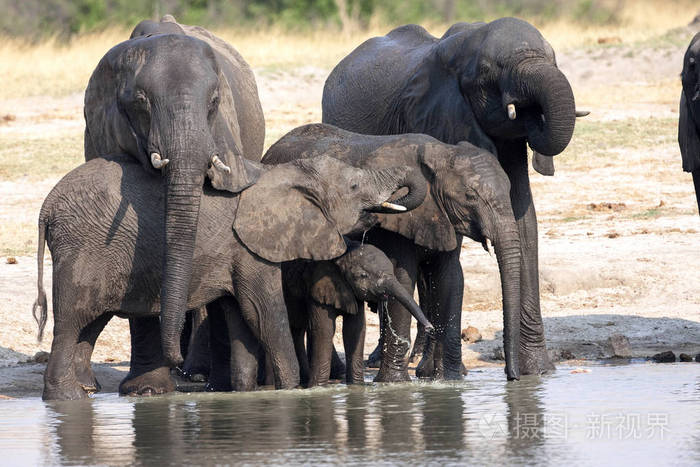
{"left": 32, "top": 153, "right": 424, "bottom": 400}
{"left": 284, "top": 241, "right": 433, "bottom": 387}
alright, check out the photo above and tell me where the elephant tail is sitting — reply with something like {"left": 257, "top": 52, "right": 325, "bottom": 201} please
{"left": 32, "top": 219, "right": 48, "bottom": 342}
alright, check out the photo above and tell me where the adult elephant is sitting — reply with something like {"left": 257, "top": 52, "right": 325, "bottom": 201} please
{"left": 323, "top": 17, "right": 585, "bottom": 376}
{"left": 679, "top": 32, "right": 700, "bottom": 214}
{"left": 83, "top": 15, "right": 265, "bottom": 367}
{"left": 263, "top": 124, "right": 523, "bottom": 381}
{"left": 34, "top": 152, "right": 423, "bottom": 399}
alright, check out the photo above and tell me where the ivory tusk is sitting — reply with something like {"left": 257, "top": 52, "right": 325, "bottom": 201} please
{"left": 507, "top": 103, "right": 516, "bottom": 120}
{"left": 482, "top": 238, "right": 494, "bottom": 256}
{"left": 381, "top": 201, "right": 407, "bottom": 212}
{"left": 575, "top": 110, "right": 591, "bottom": 118}
{"left": 150, "top": 152, "right": 169, "bottom": 169}
{"left": 211, "top": 155, "right": 231, "bottom": 174}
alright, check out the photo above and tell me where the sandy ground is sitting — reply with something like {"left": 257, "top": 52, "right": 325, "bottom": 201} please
{"left": 1, "top": 33, "right": 699, "bottom": 398}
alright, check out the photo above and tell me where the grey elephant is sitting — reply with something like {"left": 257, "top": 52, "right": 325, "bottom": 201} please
{"left": 208, "top": 241, "right": 434, "bottom": 390}
{"left": 83, "top": 15, "right": 264, "bottom": 368}
{"left": 32, "top": 153, "right": 424, "bottom": 400}
{"left": 263, "top": 124, "right": 523, "bottom": 381}
{"left": 321, "top": 17, "right": 588, "bottom": 377}
{"left": 679, "top": 32, "right": 700, "bottom": 214}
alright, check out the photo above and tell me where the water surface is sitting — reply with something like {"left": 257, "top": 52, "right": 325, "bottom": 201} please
{"left": 1, "top": 363, "right": 698, "bottom": 466}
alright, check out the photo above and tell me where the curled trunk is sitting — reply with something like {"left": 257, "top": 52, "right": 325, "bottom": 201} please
{"left": 518, "top": 62, "right": 576, "bottom": 156}
{"left": 367, "top": 167, "right": 427, "bottom": 213}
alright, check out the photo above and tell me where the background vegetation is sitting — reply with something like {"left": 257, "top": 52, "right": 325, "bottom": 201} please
{"left": 0, "top": 0, "right": 671, "bottom": 38}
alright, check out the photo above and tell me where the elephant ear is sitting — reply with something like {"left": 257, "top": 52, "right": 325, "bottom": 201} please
{"left": 233, "top": 165, "right": 346, "bottom": 263}
{"left": 679, "top": 91, "right": 700, "bottom": 173}
{"left": 390, "top": 52, "right": 496, "bottom": 154}
{"left": 83, "top": 42, "right": 148, "bottom": 170}
{"left": 374, "top": 143, "right": 458, "bottom": 252}
{"left": 207, "top": 70, "right": 261, "bottom": 192}
{"left": 308, "top": 262, "right": 358, "bottom": 315}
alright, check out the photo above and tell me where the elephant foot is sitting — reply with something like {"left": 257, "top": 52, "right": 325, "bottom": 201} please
{"left": 43, "top": 381, "right": 90, "bottom": 401}
{"left": 374, "top": 365, "right": 411, "bottom": 383}
{"left": 75, "top": 366, "right": 101, "bottom": 394}
{"left": 519, "top": 346, "right": 556, "bottom": 376}
{"left": 415, "top": 353, "right": 435, "bottom": 378}
{"left": 119, "top": 366, "right": 175, "bottom": 396}
{"left": 365, "top": 343, "right": 382, "bottom": 368}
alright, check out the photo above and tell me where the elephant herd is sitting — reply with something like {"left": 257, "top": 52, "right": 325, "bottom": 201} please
{"left": 31, "top": 15, "right": 700, "bottom": 401}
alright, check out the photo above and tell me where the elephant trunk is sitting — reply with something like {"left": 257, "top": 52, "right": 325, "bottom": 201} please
{"left": 160, "top": 154, "right": 206, "bottom": 368}
{"left": 486, "top": 213, "right": 522, "bottom": 380}
{"left": 384, "top": 278, "right": 435, "bottom": 335}
{"left": 518, "top": 62, "right": 576, "bottom": 156}
{"left": 367, "top": 167, "right": 427, "bottom": 213}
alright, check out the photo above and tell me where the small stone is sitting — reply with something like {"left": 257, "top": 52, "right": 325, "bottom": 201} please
{"left": 6, "top": 257, "right": 17, "bottom": 264}
{"left": 33, "top": 351, "right": 49, "bottom": 363}
{"left": 492, "top": 346, "right": 505, "bottom": 361}
{"left": 607, "top": 334, "right": 631, "bottom": 358}
{"left": 461, "top": 326, "right": 482, "bottom": 343}
{"left": 679, "top": 353, "right": 693, "bottom": 362}
{"left": 560, "top": 349, "right": 576, "bottom": 360}
{"left": 651, "top": 351, "right": 675, "bottom": 363}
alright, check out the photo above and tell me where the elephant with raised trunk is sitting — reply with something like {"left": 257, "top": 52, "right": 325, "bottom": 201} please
{"left": 33, "top": 152, "right": 424, "bottom": 400}
{"left": 322, "top": 17, "right": 587, "bottom": 376}
{"left": 679, "top": 32, "right": 700, "bottom": 214}
{"left": 83, "top": 15, "right": 264, "bottom": 368}
{"left": 263, "top": 124, "right": 522, "bottom": 381}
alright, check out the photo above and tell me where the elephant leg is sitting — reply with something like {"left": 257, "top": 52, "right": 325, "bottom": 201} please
{"left": 307, "top": 304, "right": 337, "bottom": 387}
{"left": 409, "top": 323, "right": 427, "bottom": 364}
{"left": 291, "top": 326, "right": 310, "bottom": 387}
{"left": 415, "top": 334, "right": 436, "bottom": 378}
{"left": 218, "top": 297, "right": 260, "bottom": 392}
{"left": 182, "top": 306, "right": 210, "bottom": 382}
{"left": 73, "top": 313, "right": 112, "bottom": 393}
{"left": 329, "top": 345, "right": 347, "bottom": 380}
{"left": 342, "top": 302, "right": 366, "bottom": 384}
{"left": 119, "top": 316, "right": 175, "bottom": 396}
{"left": 44, "top": 320, "right": 89, "bottom": 400}
{"left": 499, "top": 144, "right": 554, "bottom": 375}
{"left": 206, "top": 299, "right": 232, "bottom": 391}
{"left": 374, "top": 237, "right": 418, "bottom": 383}
{"left": 693, "top": 169, "right": 700, "bottom": 214}
{"left": 233, "top": 260, "right": 300, "bottom": 389}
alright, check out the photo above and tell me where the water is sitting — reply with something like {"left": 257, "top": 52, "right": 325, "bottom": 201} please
{"left": 1, "top": 363, "right": 699, "bottom": 466}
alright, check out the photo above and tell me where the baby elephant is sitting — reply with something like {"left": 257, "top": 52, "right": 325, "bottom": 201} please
{"left": 33, "top": 153, "right": 424, "bottom": 400}
{"left": 284, "top": 241, "right": 434, "bottom": 387}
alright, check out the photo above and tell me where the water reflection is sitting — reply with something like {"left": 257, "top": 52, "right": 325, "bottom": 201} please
{"left": 11, "top": 365, "right": 695, "bottom": 465}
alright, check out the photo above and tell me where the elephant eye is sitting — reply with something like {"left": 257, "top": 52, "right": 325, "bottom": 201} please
{"left": 350, "top": 183, "right": 358, "bottom": 191}
{"left": 359, "top": 272, "right": 369, "bottom": 279}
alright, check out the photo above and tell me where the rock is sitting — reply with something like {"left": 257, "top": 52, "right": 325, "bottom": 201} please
{"left": 33, "top": 351, "right": 49, "bottom": 363}
{"left": 607, "top": 334, "right": 631, "bottom": 358}
{"left": 651, "top": 351, "right": 675, "bottom": 363}
{"left": 461, "top": 326, "right": 482, "bottom": 343}
{"left": 679, "top": 353, "right": 693, "bottom": 362}
{"left": 6, "top": 257, "right": 17, "bottom": 264}
{"left": 560, "top": 349, "right": 576, "bottom": 360}
{"left": 492, "top": 347, "right": 505, "bottom": 361}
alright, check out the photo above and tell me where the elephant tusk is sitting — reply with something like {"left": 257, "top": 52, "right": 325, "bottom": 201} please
{"left": 482, "top": 238, "right": 494, "bottom": 256}
{"left": 211, "top": 155, "right": 231, "bottom": 174}
{"left": 507, "top": 103, "right": 516, "bottom": 120}
{"left": 575, "top": 110, "right": 591, "bottom": 117}
{"left": 381, "top": 201, "right": 407, "bottom": 212}
{"left": 150, "top": 152, "right": 169, "bottom": 169}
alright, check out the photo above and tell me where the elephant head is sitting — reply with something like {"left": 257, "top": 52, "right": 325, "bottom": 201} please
{"left": 679, "top": 32, "right": 700, "bottom": 214}
{"left": 84, "top": 33, "right": 263, "bottom": 367}
{"left": 159, "top": 155, "right": 427, "bottom": 365}
{"left": 396, "top": 18, "right": 583, "bottom": 174}
{"left": 377, "top": 142, "right": 522, "bottom": 379}
{"left": 333, "top": 242, "right": 435, "bottom": 334}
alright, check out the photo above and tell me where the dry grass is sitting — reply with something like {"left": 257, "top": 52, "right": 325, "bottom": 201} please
{"left": 0, "top": 0, "right": 697, "bottom": 100}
